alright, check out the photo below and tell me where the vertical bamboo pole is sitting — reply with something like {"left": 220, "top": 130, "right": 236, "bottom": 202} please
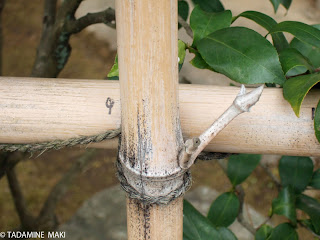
{"left": 116, "top": 0, "right": 184, "bottom": 239}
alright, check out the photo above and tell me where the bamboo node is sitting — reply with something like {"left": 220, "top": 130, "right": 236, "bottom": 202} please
{"left": 116, "top": 156, "right": 192, "bottom": 205}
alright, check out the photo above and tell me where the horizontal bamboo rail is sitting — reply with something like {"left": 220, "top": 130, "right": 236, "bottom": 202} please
{"left": 1, "top": 76, "right": 319, "bottom": 156}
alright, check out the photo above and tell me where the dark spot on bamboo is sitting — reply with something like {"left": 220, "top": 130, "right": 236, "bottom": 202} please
{"left": 106, "top": 97, "right": 115, "bottom": 115}
{"left": 312, "top": 107, "right": 315, "bottom": 120}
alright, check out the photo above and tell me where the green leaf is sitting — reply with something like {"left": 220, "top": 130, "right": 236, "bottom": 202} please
{"left": 279, "top": 156, "right": 314, "bottom": 193}
{"left": 290, "top": 25, "right": 320, "bottom": 68}
{"left": 234, "top": 11, "right": 289, "bottom": 52}
{"left": 190, "top": 51, "right": 212, "bottom": 70}
{"left": 197, "top": 27, "right": 286, "bottom": 85}
{"left": 269, "top": 0, "right": 292, "bottom": 13}
{"left": 300, "top": 219, "right": 320, "bottom": 235}
{"left": 279, "top": 48, "right": 314, "bottom": 75}
{"left": 296, "top": 194, "right": 320, "bottom": 233}
{"left": 178, "top": 40, "right": 187, "bottom": 71}
{"left": 272, "top": 186, "right": 296, "bottom": 224}
{"left": 310, "top": 169, "right": 320, "bottom": 189}
{"left": 270, "top": 0, "right": 280, "bottom": 12}
{"left": 190, "top": 7, "right": 232, "bottom": 46}
{"left": 207, "top": 192, "right": 240, "bottom": 227}
{"left": 227, "top": 154, "right": 261, "bottom": 186}
{"left": 183, "top": 200, "right": 220, "bottom": 240}
{"left": 281, "top": 0, "right": 292, "bottom": 10}
{"left": 314, "top": 100, "right": 320, "bottom": 144}
{"left": 191, "top": 0, "right": 224, "bottom": 13}
{"left": 270, "top": 21, "right": 320, "bottom": 50}
{"left": 178, "top": 1, "right": 189, "bottom": 29}
{"left": 217, "top": 227, "right": 237, "bottom": 240}
{"left": 283, "top": 72, "right": 320, "bottom": 117}
{"left": 255, "top": 225, "right": 273, "bottom": 240}
{"left": 268, "top": 223, "right": 298, "bottom": 240}
{"left": 107, "top": 54, "right": 119, "bottom": 78}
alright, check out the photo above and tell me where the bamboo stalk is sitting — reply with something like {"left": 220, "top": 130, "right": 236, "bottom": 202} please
{"left": 116, "top": 0, "right": 183, "bottom": 239}
{"left": 0, "top": 77, "right": 319, "bottom": 156}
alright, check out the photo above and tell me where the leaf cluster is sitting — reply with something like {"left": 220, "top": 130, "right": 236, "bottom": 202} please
{"left": 183, "top": 154, "right": 320, "bottom": 239}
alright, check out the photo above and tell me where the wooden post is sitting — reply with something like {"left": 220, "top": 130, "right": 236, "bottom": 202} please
{"left": 115, "top": 0, "right": 184, "bottom": 239}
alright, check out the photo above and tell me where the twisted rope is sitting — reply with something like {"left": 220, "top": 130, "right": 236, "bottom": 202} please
{"left": 116, "top": 157, "right": 192, "bottom": 205}
{"left": 0, "top": 128, "right": 121, "bottom": 153}
{"left": 0, "top": 128, "right": 230, "bottom": 204}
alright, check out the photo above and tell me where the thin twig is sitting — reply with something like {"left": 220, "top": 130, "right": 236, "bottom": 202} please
{"left": 260, "top": 162, "right": 281, "bottom": 191}
{"left": 217, "top": 159, "right": 257, "bottom": 235}
{"left": 178, "top": 15, "right": 193, "bottom": 39}
{"left": 257, "top": 216, "right": 272, "bottom": 229}
{"left": 298, "top": 221, "right": 320, "bottom": 239}
{"left": 0, "top": 0, "right": 5, "bottom": 75}
{"left": 236, "top": 185, "right": 256, "bottom": 235}
{"left": 37, "top": 149, "right": 96, "bottom": 226}
{"left": 0, "top": 152, "right": 25, "bottom": 180}
{"left": 6, "top": 167, "right": 36, "bottom": 230}
{"left": 179, "top": 85, "right": 264, "bottom": 169}
{"left": 65, "top": 8, "right": 116, "bottom": 34}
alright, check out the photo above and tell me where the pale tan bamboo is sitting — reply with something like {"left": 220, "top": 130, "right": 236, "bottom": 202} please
{"left": 0, "top": 77, "right": 320, "bottom": 156}
{"left": 116, "top": 0, "right": 183, "bottom": 239}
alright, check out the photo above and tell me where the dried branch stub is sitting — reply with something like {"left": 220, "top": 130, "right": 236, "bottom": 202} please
{"left": 179, "top": 85, "right": 264, "bottom": 169}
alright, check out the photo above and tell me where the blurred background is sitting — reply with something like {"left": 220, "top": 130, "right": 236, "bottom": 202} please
{"left": 0, "top": 0, "right": 320, "bottom": 239}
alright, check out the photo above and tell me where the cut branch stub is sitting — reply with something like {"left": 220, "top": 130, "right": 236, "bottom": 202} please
{"left": 179, "top": 85, "right": 264, "bottom": 169}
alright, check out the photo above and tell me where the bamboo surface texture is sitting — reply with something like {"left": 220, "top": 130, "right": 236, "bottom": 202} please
{"left": 0, "top": 77, "right": 319, "bottom": 156}
{"left": 116, "top": 0, "right": 183, "bottom": 239}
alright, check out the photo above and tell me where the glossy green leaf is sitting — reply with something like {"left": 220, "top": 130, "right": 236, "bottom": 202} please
{"left": 191, "top": 0, "right": 224, "bottom": 13}
{"left": 190, "top": 51, "right": 212, "bottom": 70}
{"left": 178, "top": 1, "right": 189, "bottom": 29}
{"left": 217, "top": 227, "right": 237, "bottom": 240}
{"left": 279, "top": 48, "right": 314, "bottom": 75}
{"left": 190, "top": 7, "right": 231, "bottom": 46}
{"left": 234, "top": 11, "right": 289, "bottom": 52}
{"left": 272, "top": 186, "right": 296, "bottom": 224}
{"left": 296, "top": 194, "right": 320, "bottom": 233}
{"left": 183, "top": 200, "right": 220, "bottom": 240}
{"left": 281, "top": 0, "right": 292, "bottom": 10}
{"left": 270, "top": 0, "right": 292, "bottom": 13}
{"left": 107, "top": 54, "right": 119, "bottom": 78}
{"left": 255, "top": 225, "right": 273, "bottom": 240}
{"left": 290, "top": 25, "right": 320, "bottom": 68}
{"left": 270, "top": 21, "right": 320, "bottom": 50}
{"left": 310, "top": 169, "right": 320, "bottom": 189}
{"left": 268, "top": 223, "right": 298, "bottom": 240}
{"left": 207, "top": 192, "right": 240, "bottom": 227}
{"left": 279, "top": 156, "right": 314, "bottom": 193}
{"left": 270, "top": 0, "right": 280, "bottom": 12}
{"left": 300, "top": 219, "right": 320, "bottom": 235}
{"left": 283, "top": 72, "right": 320, "bottom": 117}
{"left": 197, "top": 27, "right": 286, "bottom": 85}
{"left": 227, "top": 154, "right": 261, "bottom": 186}
{"left": 178, "top": 40, "right": 187, "bottom": 71}
{"left": 314, "top": 100, "right": 320, "bottom": 144}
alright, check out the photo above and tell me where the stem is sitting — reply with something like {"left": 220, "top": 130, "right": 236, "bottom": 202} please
{"left": 260, "top": 162, "right": 281, "bottom": 190}
{"left": 65, "top": 8, "right": 116, "bottom": 34}
{"left": 0, "top": 0, "right": 5, "bottom": 75}
{"left": 6, "top": 167, "right": 36, "bottom": 230}
{"left": 236, "top": 185, "right": 256, "bottom": 235}
{"left": 179, "top": 85, "right": 264, "bottom": 169}
{"left": 298, "top": 220, "right": 320, "bottom": 239}
{"left": 178, "top": 15, "right": 193, "bottom": 39}
{"left": 37, "top": 149, "right": 96, "bottom": 228}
